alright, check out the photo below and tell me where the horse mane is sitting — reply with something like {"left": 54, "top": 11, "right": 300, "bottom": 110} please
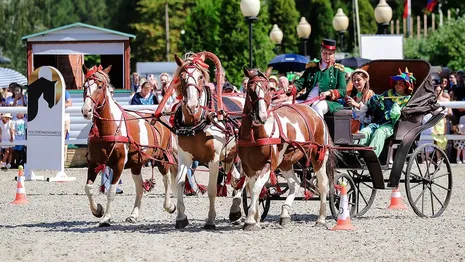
{"left": 92, "top": 69, "right": 111, "bottom": 85}
{"left": 173, "top": 52, "right": 211, "bottom": 96}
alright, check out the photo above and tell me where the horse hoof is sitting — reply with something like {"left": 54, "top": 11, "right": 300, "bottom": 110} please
{"left": 229, "top": 211, "right": 242, "bottom": 223}
{"left": 93, "top": 204, "right": 105, "bottom": 218}
{"left": 279, "top": 217, "right": 291, "bottom": 226}
{"left": 168, "top": 205, "right": 176, "bottom": 214}
{"left": 203, "top": 224, "right": 216, "bottom": 230}
{"left": 125, "top": 216, "right": 137, "bottom": 223}
{"left": 98, "top": 221, "right": 111, "bottom": 227}
{"left": 243, "top": 223, "right": 260, "bottom": 231}
{"left": 175, "top": 218, "right": 189, "bottom": 229}
{"left": 313, "top": 222, "right": 328, "bottom": 229}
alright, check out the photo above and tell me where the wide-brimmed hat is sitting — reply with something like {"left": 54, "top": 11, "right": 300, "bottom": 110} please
{"left": 351, "top": 69, "right": 370, "bottom": 82}
{"left": 390, "top": 68, "right": 415, "bottom": 94}
{"left": 2, "top": 113, "right": 13, "bottom": 118}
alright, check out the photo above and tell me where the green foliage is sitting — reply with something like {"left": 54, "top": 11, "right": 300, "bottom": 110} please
{"left": 268, "top": 0, "right": 300, "bottom": 54}
{"left": 358, "top": 0, "right": 377, "bottom": 34}
{"left": 217, "top": 0, "right": 275, "bottom": 85}
{"left": 412, "top": 18, "right": 465, "bottom": 70}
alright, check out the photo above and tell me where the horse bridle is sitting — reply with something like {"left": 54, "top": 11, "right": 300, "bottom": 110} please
{"left": 83, "top": 75, "right": 108, "bottom": 113}
{"left": 246, "top": 76, "right": 271, "bottom": 118}
{"left": 180, "top": 65, "right": 205, "bottom": 104}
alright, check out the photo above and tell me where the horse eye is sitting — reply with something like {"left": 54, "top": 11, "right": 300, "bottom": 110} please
{"left": 199, "top": 76, "right": 203, "bottom": 80}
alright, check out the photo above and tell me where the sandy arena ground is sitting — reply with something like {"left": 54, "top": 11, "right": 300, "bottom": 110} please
{"left": 0, "top": 166, "right": 463, "bottom": 262}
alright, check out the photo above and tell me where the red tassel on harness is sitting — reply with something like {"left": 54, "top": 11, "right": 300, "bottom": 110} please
{"left": 259, "top": 186, "right": 268, "bottom": 200}
{"left": 198, "top": 184, "right": 207, "bottom": 195}
{"left": 276, "top": 182, "right": 282, "bottom": 194}
{"left": 304, "top": 189, "right": 313, "bottom": 200}
{"left": 94, "top": 164, "right": 106, "bottom": 174}
{"left": 217, "top": 184, "right": 227, "bottom": 197}
{"left": 270, "top": 172, "right": 278, "bottom": 186}
{"left": 99, "top": 185, "right": 105, "bottom": 193}
{"left": 225, "top": 172, "right": 232, "bottom": 185}
{"left": 184, "top": 177, "right": 195, "bottom": 195}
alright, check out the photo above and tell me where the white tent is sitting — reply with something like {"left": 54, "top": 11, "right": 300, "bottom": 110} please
{"left": 0, "top": 67, "right": 27, "bottom": 88}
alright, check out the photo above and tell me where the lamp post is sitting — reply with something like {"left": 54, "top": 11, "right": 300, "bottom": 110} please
{"left": 269, "top": 24, "right": 283, "bottom": 54}
{"left": 241, "top": 0, "right": 260, "bottom": 68}
{"left": 374, "top": 0, "right": 393, "bottom": 35}
{"left": 296, "top": 17, "right": 311, "bottom": 58}
{"left": 332, "top": 8, "right": 349, "bottom": 52}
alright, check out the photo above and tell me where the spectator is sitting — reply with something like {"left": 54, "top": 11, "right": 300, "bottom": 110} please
{"left": 241, "top": 77, "right": 249, "bottom": 92}
{"left": 130, "top": 82, "right": 157, "bottom": 105}
{"left": 5, "top": 83, "right": 27, "bottom": 106}
{"left": 432, "top": 85, "right": 452, "bottom": 153}
{"left": 441, "top": 77, "right": 451, "bottom": 95}
{"left": 449, "top": 73, "right": 457, "bottom": 89}
{"left": 222, "top": 82, "right": 236, "bottom": 93}
{"left": 12, "top": 113, "right": 26, "bottom": 168}
{"left": 131, "top": 72, "right": 140, "bottom": 93}
{"left": 0, "top": 113, "right": 14, "bottom": 170}
{"left": 278, "top": 76, "right": 290, "bottom": 93}
{"left": 269, "top": 75, "right": 279, "bottom": 91}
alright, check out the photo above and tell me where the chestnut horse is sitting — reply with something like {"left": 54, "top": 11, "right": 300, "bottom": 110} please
{"left": 238, "top": 68, "right": 337, "bottom": 230}
{"left": 81, "top": 65, "right": 177, "bottom": 227}
{"left": 169, "top": 52, "right": 245, "bottom": 229}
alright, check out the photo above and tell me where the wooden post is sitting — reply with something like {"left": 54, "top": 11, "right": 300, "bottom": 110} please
{"left": 424, "top": 14, "right": 427, "bottom": 37}
{"left": 396, "top": 20, "right": 400, "bottom": 35}
{"left": 417, "top": 16, "right": 420, "bottom": 39}
{"left": 409, "top": 17, "right": 413, "bottom": 37}
{"left": 403, "top": 18, "right": 407, "bottom": 36}
{"left": 391, "top": 20, "right": 394, "bottom": 35}
{"left": 432, "top": 13, "right": 436, "bottom": 31}
{"left": 439, "top": 9, "right": 443, "bottom": 26}
{"left": 448, "top": 9, "right": 451, "bottom": 21}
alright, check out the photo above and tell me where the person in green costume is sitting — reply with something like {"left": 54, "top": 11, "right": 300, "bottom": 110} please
{"left": 358, "top": 68, "right": 415, "bottom": 157}
{"left": 293, "top": 39, "right": 347, "bottom": 116}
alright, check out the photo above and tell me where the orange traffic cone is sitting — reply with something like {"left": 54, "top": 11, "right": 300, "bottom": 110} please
{"left": 387, "top": 186, "right": 407, "bottom": 210}
{"left": 11, "top": 166, "right": 29, "bottom": 205}
{"left": 331, "top": 182, "right": 355, "bottom": 231}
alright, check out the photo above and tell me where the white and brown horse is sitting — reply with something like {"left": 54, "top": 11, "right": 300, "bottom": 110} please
{"left": 168, "top": 52, "right": 245, "bottom": 229}
{"left": 238, "top": 68, "right": 337, "bottom": 230}
{"left": 81, "top": 65, "right": 177, "bottom": 227}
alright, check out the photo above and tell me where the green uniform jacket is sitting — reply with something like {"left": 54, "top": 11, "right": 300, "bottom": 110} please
{"left": 294, "top": 61, "right": 347, "bottom": 113}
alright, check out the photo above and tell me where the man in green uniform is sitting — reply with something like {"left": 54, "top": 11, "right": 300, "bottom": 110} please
{"left": 293, "top": 39, "right": 347, "bottom": 116}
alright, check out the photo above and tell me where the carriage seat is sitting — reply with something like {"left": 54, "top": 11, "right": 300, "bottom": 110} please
{"left": 324, "top": 109, "right": 353, "bottom": 145}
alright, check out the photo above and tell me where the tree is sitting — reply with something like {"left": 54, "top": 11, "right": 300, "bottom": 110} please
{"left": 358, "top": 0, "right": 377, "bottom": 34}
{"left": 217, "top": 0, "right": 275, "bottom": 85}
{"left": 179, "top": 0, "right": 222, "bottom": 55}
{"left": 268, "top": 0, "right": 300, "bottom": 54}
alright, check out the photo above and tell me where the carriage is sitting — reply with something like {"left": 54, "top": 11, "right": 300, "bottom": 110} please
{"left": 242, "top": 59, "right": 452, "bottom": 221}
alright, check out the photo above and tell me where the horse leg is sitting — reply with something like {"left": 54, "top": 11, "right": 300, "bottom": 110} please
{"left": 226, "top": 162, "right": 243, "bottom": 224}
{"left": 84, "top": 162, "right": 104, "bottom": 218}
{"left": 126, "top": 166, "right": 143, "bottom": 223}
{"left": 314, "top": 153, "right": 329, "bottom": 228}
{"left": 279, "top": 168, "right": 300, "bottom": 226}
{"left": 174, "top": 152, "right": 192, "bottom": 229}
{"left": 99, "top": 162, "right": 124, "bottom": 227}
{"left": 204, "top": 160, "right": 220, "bottom": 229}
{"left": 162, "top": 164, "right": 177, "bottom": 213}
{"left": 243, "top": 164, "right": 271, "bottom": 231}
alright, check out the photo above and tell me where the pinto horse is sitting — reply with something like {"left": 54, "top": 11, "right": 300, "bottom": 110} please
{"left": 81, "top": 65, "right": 177, "bottom": 227}
{"left": 169, "top": 52, "right": 245, "bottom": 229}
{"left": 238, "top": 68, "right": 337, "bottom": 230}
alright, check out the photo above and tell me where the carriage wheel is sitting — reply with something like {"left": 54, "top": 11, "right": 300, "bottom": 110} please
{"left": 329, "top": 173, "right": 357, "bottom": 221}
{"left": 242, "top": 186, "right": 271, "bottom": 222}
{"left": 405, "top": 143, "right": 452, "bottom": 218}
{"left": 350, "top": 170, "right": 377, "bottom": 217}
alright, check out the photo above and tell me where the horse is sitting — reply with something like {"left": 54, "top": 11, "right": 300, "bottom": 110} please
{"left": 169, "top": 52, "right": 245, "bottom": 229}
{"left": 81, "top": 65, "right": 177, "bottom": 227}
{"left": 237, "top": 68, "right": 337, "bottom": 230}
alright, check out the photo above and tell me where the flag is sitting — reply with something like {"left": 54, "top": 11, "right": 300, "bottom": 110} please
{"left": 403, "top": 0, "right": 409, "bottom": 19}
{"left": 426, "top": 0, "right": 439, "bottom": 12}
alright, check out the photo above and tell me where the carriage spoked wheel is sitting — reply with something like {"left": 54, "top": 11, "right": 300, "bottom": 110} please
{"left": 242, "top": 185, "right": 271, "bottom": 222}
{"left": 349, "top": 170, "right": 377, "bottom": 217}
{"left": 405, "top": 143, "right": 452, "bottom": 218}
{"left": 329, "top": 173, "right": 357, "bottom": 221}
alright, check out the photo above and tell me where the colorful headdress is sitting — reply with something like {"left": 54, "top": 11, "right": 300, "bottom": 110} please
{"left": 85, "top": 65, "right": 103, "bottom": 78}
{"left": 390, "top": 67, "right": 415, "bottom": 94}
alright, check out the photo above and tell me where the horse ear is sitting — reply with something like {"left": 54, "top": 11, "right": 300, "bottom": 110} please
{"left": 198, "top": 52, "right": 206, "bottom": 61}
{"left": 103, "top": 65, "right": 112, "bottom": 74}
{"left": 174, "top": 54, "right": 184, "bottom": 66}
{"left": 243, "top": 67, "right": 251, "bottom": 78}
{"left": 265, "top": 66, "right": 273, "bottom": 78}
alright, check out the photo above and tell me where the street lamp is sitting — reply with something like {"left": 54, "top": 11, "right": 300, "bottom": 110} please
{"left": 332, "top": 8, "right": 349, "bottom": 52}
{"left": 269, "top": 24, "right": 283, "bottom": 54}
{"left": 241, "top": 0, "right": 260, "bottom": 68}
{"left": 374, "top": 0, "right": 393, "bottom": 34}
{"left": 296, "top": 17, "right": 311, "bottom": 57}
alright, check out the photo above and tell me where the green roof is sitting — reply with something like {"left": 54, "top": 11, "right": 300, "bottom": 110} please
{"left": 22, "top": 22, "right": 136, "bottom": 40}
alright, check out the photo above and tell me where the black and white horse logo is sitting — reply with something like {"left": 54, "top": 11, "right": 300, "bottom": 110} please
{"left": 27, "top": 77, "right": 57, "bottom": 122}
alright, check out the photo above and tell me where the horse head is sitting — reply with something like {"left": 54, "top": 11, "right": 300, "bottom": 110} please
{"left": 174, "top": 53, "right": 210, "bottom": 116}
{"left": 243, "top": 67, "right": 273, "bottom": 125}
{"left": 81, "top": 64, "right": 112, "bottom": 120}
